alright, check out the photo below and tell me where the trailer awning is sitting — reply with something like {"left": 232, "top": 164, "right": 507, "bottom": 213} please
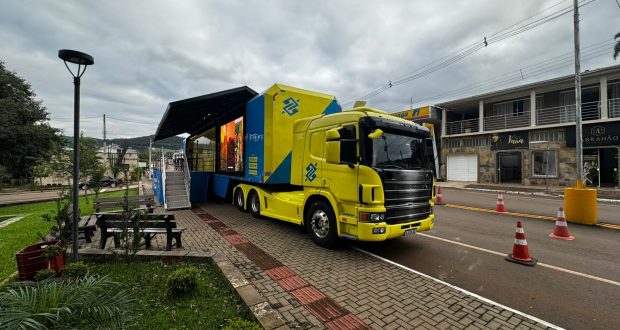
{"left": 154, "top": 86, "right": 257, "bottom": 141}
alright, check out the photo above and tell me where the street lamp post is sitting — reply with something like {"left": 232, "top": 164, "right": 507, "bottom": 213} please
{"left": 58, "top": 49, "right": 94, "bottom": 261}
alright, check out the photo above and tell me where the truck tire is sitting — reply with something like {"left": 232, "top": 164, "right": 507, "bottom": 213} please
{"left": 305, "top": 200, "right": 338, "bottom": 248}
{"left": 235, "top": 188, "right": 245, "bottom": 212}
{"left": 248, "top": 190, "right": 261, "bottom": 219}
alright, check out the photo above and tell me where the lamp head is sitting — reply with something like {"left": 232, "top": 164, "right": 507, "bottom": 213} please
{"left": 58, "top": 49, "right": 94, "bottom": 65}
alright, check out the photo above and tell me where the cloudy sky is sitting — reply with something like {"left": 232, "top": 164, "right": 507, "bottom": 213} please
{"left": 1, "top": 0, "right": 619, "bottom": 139}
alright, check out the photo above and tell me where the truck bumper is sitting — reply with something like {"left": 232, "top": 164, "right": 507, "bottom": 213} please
{"left": 355, "top": 214, "right": 435, "bottom": 241}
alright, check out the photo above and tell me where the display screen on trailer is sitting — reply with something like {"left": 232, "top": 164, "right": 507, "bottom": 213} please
{"left": 219, "top": 116, "right": 244, "bottom": 172}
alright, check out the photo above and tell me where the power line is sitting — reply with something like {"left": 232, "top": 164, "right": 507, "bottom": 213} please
{"left": 394, "top": 39, "right": 614, "bottom": 109}
{"left": 342, "top": 0, "right": 595, "bottom": 106}
{"left": 105, "top": 115, "right": 158, "bottom": 126}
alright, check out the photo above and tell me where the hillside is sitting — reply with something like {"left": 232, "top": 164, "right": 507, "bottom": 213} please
{"left": 63, "top": 135, "right": 185, "bottom": 150}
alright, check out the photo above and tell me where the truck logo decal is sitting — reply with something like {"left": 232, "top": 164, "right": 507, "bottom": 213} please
{"left": 282, "top": 97, "right": 300, "bottom": 116}
{"left": 305, "top": 163, "right": 317, "bottom": 182}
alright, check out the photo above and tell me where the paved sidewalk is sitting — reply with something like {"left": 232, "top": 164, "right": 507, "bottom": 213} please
{"left": 197, "top": 203, "right": 555, "bottom": 330}
{"left": 82, "top": 201, "right": 557, "bottom": 329}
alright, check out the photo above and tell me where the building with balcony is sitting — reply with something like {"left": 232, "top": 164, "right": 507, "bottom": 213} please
{"left": 437, "top": 64, "right": 620, "bottom": 188}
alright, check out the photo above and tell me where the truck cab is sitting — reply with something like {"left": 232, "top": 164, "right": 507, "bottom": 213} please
{"left": 288, "top": 107, "right": 435, "bottom": 246}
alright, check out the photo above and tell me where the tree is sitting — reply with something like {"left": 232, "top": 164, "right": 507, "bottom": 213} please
{"left": 0, "top": 61, "right": 64, "bottom": 179}
{"left": 615, "top": 32, "right": 620, "bottom": 60}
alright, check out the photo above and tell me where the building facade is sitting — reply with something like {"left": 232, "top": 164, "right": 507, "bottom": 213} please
{"left": 437, "top": 65, "right": 620, "bottom": 188}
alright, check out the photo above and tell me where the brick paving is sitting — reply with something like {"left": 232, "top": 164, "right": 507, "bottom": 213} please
{"left": 83, "top": 195, "right": 556, "bottom": 329}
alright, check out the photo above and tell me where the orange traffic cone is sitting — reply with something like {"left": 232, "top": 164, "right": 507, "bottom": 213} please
{"left": 495, "top": 191, "right": 508, "bottom": 213}
{"left": 549, "top": 207, "right": 574, "bottom": 240}
{"left": 435, "top": 186, "right": 444, "bottom": 205}
{"left": 505, "top": 221, "right": 537, "bottom": 266}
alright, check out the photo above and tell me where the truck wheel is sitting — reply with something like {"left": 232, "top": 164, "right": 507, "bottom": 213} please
{"left": 235, "top": 188, "right": 245, "bottom": 212}
{"left": 305, "top": 200, "right": 337, "bottom": 248}
{"left": 248, "top": 190, "right": 261, "bottom": 219}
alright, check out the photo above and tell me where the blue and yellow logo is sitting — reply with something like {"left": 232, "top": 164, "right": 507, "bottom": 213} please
{"left": 305, "top": 163, "right": 317, "bottom": 182}
{"left": 282, "top": 97, "right": 300, "bottom": 116}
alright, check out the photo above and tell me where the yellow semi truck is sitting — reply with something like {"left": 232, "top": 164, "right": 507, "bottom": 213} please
{"left": 168, "top": 84, "right": 435, "bottom": 248}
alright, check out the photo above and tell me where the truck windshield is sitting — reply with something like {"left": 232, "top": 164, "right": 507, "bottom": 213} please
{"left": 371, "top": 132, "right": 430, "bottom": 170}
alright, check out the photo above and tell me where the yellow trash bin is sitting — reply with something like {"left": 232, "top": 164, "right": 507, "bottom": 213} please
{"left": 563, "top": 180, "right": 597, "bottom": 225}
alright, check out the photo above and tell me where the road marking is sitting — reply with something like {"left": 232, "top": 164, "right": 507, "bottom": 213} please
{"left": 352, "top": 246, "right": 564, "bottom": 330}
{"left": 443, "top": 203, "right": 620, "bottom": 231}
{"left": 443, "top": 187, "right": 620, "bottom": 206}
{"left": 418, "top": 233, "right": 620, "bottom": 288}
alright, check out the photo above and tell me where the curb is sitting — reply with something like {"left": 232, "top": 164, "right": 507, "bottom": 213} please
{"left": 443, "top": 186, "right": 620, "bottom": 204}
{"left": 0, "top": 271, "right": 18, "bottom": 288}
{"left": 78, "top": 248, "right": 288, "bottom": 330}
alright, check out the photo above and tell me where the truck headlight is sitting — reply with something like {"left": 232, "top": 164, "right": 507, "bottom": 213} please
{"left": 359, "top": 212, "right": 385, "bottom": 223}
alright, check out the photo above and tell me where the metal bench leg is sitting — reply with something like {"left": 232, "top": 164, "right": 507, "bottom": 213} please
{"left": 175, "top": 233, "right": 182, "bottom": 248}
{"left": 99, "top": 232, "right": 107, "bottom": 249}
{"left": 166, "top": 235, "right": 173, "bottom": 251}
{"left": 144, "top": 234, "right": 152, "bottom": 249}
{"left": 84, "top": 229, "right": 92, "bottom": 243}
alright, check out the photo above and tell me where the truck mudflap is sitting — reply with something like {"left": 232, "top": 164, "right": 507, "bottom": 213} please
{"left": 353, "top": 214, "right": 434, "bottom": 241}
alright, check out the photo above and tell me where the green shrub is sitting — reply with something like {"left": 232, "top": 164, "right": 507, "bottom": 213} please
{"left": 166, "top": 266, "right": 199, "bottom": 295}
{"left": 62, "top": 262, "right": 90, "bottom": 279}
{"left": 223, "top": 319, "right": 262, "bottom": 330}
{"left": 33, "top": 269, "right": 55, "bottom": 282}
{"left": 0, "top": 275, "right": 136, "bottom": 329}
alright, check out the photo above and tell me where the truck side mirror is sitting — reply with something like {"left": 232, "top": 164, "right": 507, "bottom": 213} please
{"left": 325, "top": 128, "right": 340, "bottom": 164}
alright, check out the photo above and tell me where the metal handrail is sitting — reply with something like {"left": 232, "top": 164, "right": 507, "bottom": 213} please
{"left": 484, "top": 111, "right": 530, "bottom": 131}
{"left": 182, "top": 154, "right": 191, "bottom": 206}
{"left": 609, "top": 98, "right": 620, "bottom": 118}
{"left": 446, "top": 118, "right": 479, "bottom": 135}
{"left": 536, "top": 100, "right": 601, "bottom": 125}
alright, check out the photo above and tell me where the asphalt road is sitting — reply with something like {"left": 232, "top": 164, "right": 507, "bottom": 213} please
{"left": 0, "top": 186, "right": 135, "bottom": 206}
{"left": 439, "top": 187, "right": 620, "bottom": 226}
{"left": 354, "top": 205, "right": 620, "bottom": 330}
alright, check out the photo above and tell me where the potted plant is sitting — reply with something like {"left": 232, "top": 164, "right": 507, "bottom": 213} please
{"left": 15, "top": 240, "right": 65, "bottom": 281}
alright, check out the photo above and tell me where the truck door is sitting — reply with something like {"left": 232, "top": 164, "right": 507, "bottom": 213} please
{"left": 322, "top": 124, "right": 359, "bottom": 204}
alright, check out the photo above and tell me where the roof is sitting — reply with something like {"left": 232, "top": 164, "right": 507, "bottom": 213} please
{"left": 437, "top": 64, "right": 620, "bottom": 108}
{"left": 154, "top": 86, "right": 257, "bottom": 141}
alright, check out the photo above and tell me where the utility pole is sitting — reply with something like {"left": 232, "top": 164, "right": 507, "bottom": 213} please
{"left": 149, "top": 137, "right": 153, "bottom": 176}
{"left": 573, "top": 0, "right": 583, "bottom": 185}
{"left": 103, "top": 113, "right": 107, "bottom": 154}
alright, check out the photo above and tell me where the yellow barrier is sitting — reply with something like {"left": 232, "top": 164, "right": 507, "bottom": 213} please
{"left": 564, "top": 180, "right": 597, "bottom": 225}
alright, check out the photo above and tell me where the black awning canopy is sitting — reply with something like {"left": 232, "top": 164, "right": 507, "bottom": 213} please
{"left": 154, "top": 86, "right": 257, "bottom": 141}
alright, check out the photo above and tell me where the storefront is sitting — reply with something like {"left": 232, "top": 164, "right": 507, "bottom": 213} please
{"left": 491, "top": 131, "right": 529, "bottom": 184}
{"left": 567, "top": 122, "right": 620, "bottom": 187}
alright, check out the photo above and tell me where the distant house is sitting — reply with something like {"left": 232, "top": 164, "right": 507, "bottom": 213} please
{"left": 99, "top": 144, "right": 139, "bottom": 178}
{"left": 38, "top": 144, "right": 140, "bottom": 186}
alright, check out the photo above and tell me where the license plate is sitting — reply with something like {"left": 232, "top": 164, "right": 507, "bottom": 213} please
{"left": 404, "top": 228, "right": 417, "bottom": 236}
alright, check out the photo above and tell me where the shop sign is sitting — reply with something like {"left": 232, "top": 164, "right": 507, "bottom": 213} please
{"left": 392, "top": 106, "right": 430, "bottom": 120}
{"left": 566, "top": 122, "right": 620, "bottom": 147}
{"left": 490, "top": 131, "right": 529, "bottom": 150}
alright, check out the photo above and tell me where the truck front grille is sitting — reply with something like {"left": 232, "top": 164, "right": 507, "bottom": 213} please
{"left": 382, "top": 176, "right": 432, "bottom": 225}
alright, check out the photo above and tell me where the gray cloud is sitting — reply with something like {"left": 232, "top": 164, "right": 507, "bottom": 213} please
{"left": 1, "top": 0, "right": 618, "bottom": 139}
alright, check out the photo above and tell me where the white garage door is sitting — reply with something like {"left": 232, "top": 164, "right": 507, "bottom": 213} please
{"left": 447, "top": 154, "right": 478, "bottom": 182}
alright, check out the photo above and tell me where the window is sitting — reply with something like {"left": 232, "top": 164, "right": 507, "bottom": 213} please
{"left": 532, "top": 150, "right": 557, "bottom": 177}
{"left": 530, "top": 130, "right": 565, "bottom": 142}
{"left": 219, "top": 116, "right": 244, "bottom": 172}
{"left": 339, "top": 125, "right": 357, "bottom": 164}
{"left": 445, "top": 139, "right": 461, "bottom": 148}
{"left": 188, "top": 128, "right": 216, "bottom": 172}
{"left": 492, "top": 98, "right": 530, "bottom": 117}
{"left": 463, "top": 137, "right": 490, "bottom": 147}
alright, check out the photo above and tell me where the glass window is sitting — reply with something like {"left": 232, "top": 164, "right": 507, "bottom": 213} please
{"left": 371, "top": 132, "right": 429, "bottom": 170}
{"left": 532, "top": 150, "right": 557, "bottom": 177}
{"left": 339, "top": 125, "right": 357, "bottom": 164}
{"left": 188, "top": 128, "right": 216, "bottom": 172}
{"left": 219, "top": 116, "right": 244, "bottom": 172}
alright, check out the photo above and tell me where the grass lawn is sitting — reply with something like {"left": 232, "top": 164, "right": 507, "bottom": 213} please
{"left": 0, "top": 188, "right": 138, "bottom": 280}
{"left": 91, "top": 261, "right": 260, "bottom": 329}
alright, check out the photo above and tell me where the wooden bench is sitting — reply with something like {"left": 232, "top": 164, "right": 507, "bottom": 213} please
{"left": 68, "top": 204, "right": 98, "bottom": 243}
{"left": 93, "top": 195, "right": 156, "bottom": 214}
{"left": 97, "top": 213, "right": 184, "bottom": 251}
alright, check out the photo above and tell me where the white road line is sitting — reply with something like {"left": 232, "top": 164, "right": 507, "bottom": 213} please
{"left": 352, "top": 246, "right": 564, "bottom": 330}
{"left": 418, "top": 233, "right": 620, "bottom": 288}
